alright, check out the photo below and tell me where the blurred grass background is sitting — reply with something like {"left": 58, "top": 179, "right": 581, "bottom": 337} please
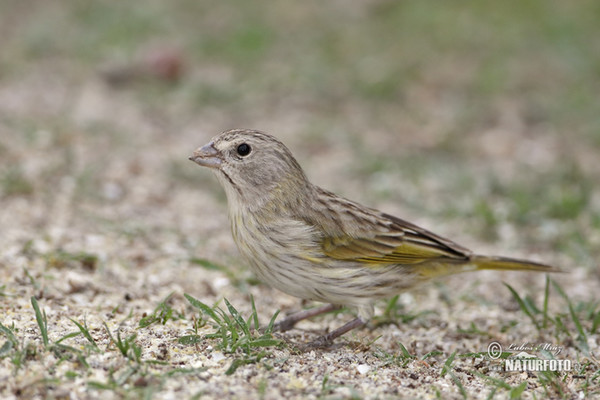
{"left": 1, "top": 0, "right": 599, "bottom": 265}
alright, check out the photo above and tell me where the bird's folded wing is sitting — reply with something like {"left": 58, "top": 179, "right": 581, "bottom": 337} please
{"left": 322, "top": 217, "right": 471, "bottom": 265}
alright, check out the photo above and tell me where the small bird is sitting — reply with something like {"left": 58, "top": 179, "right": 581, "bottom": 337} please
{"left": 189, "top": 129, "right": 559, "bottom": 348}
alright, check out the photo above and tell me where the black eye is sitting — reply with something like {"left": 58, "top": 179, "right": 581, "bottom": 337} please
{"left": 236, "top": 143, "right": 251, "bottom": 156}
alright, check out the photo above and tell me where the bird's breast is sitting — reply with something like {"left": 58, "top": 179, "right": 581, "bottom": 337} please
{"left": 227, "top": 208, "right": 334, "bottom": 300}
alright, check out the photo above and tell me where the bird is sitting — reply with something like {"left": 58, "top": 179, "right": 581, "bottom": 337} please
{"left": 189, "top": 128, "right": 560, "bottom": 348}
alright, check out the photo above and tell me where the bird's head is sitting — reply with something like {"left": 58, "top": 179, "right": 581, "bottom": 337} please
{"left": 190, "top": 129, "right": 311, "bottom": 210}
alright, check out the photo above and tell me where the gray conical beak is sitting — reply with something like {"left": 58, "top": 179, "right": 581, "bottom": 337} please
{"left": 189, "top": 141, "right": 222, "bottom": 168}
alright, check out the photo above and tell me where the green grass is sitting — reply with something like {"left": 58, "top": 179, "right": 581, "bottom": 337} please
{"left": 474, "top": 372, "right": 528, "bottom": 400}
{"left": 552, "top": 280, "right": 591, "bottom": 355}
{"left": 138, "top": 292, "right": 184, "bottom": 328}
{"left": 1, "top": 294, "right": 277, "bottom": 397}
{"left": 318, "top": 373, "right": 362, "bottom": 400}
{"left": 69, "top": 318, "right": 100, "bottom": 352}
{"left": 0, "top": 166, "right": 34, "bottom": 197}
{"left": 372, "top": 294, "right": 436, "bottom": 328}
{"left": 408, "top": 277, "right": 600, "bottom": 399}
{"left": 440, "top": 350, "right": 457, "bottom": 378}
{"left": 504, "top": 278, "right": 595, "bottom": 357}
{"left": 443, "top": 280, "right": 600, "bottom": 399}
{"left": 0, "top": 297, "right": 93, "bottom": 375}
{"left": 31, "top": 296, "right": 49, "bottom": 347}
{"left": 104, "top": 322, "right": 143, "bottom": 363}
{"left": 44, "top": 250, "right": 99, "bottom": 271}
{"left": 182, "top": 294, "right": 282, "bottom": 375}
{"left": 504, "top": 282, "right": 542, "bottom": 331}
{"left": 374, "top": 342, "right": 416, "bottom": 369}
{"left": 17, "top": 262, "right": 586, "bottom": 398}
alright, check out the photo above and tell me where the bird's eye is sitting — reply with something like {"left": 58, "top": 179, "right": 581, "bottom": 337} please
{"left": 236, "top": 143, "right": 251, "bottom": 157}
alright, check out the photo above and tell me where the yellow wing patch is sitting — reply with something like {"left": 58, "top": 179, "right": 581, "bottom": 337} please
{"left": 322, "top": 234, "right": 465, "bottom": 265}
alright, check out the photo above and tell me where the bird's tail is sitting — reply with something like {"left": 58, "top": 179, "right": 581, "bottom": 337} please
{"left": 471, "top": 255, "right": 562, "bottom": 273}
{"left": 417, "top": 255, "right": 562, "bottom": 279}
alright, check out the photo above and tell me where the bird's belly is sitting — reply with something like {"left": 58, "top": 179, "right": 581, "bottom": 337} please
{"left": 229, "top": 213, "right": 424, "bottom": 306}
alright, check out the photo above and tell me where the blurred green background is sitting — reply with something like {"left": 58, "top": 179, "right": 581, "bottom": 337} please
{"left": 1, "top": 0, "right": 599, "bottom": 267}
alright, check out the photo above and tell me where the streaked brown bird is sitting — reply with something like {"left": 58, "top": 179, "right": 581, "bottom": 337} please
{"left": 189, "top": 129, "right": 559, "bottom": 348}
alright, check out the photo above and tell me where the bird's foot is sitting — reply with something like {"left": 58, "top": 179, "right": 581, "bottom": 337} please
{"left": 297, "top": 317, "right": 367, "bottom": 352}
{"left": 268, "top": 304, "right": 341, "bottom": 333}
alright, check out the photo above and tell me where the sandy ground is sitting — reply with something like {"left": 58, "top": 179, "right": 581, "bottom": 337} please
{"left": 1, "top": 78, "right": 598, "bottom": 399}
{"left": 1, "top": 2, "right": 599, "bottom": 399}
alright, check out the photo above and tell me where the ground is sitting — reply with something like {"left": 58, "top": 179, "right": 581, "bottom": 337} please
{"left": 1, "top": 1, "right": 599, "bottom": 399}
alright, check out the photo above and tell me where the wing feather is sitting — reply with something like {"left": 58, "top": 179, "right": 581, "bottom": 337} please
{"left": 322, "top": 214, "right": 472, "bottom": 265}
{"left": 309, "top": 187, "right": 473, "bottom": 266}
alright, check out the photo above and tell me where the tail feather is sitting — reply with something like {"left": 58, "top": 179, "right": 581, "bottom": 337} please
{"left": 416, "top": 255, "right": 562, "bottom": 279}
{"left": 472, "top": 255, "right": 562, "bottom": 273}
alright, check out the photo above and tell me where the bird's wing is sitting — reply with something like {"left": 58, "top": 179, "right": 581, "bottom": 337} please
{"left": 322, "top": 213, "right": 472, "bottom": 265}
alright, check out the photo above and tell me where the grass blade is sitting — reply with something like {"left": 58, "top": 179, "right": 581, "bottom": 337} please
{"left": 31, "top": 296, "right": 49, "bottom": 347}
{"left": 70, "top": 318, "right": 100, "bottom": 350}
{"left": 551, "top": 279, "right": 589, "bottom": 354}
{"left": 543, "top": 275, "right": 550, "bottom": 329}
{"left": 503, "top": 283, "right": 540, "bottom": 330}
{"left": 185, "top": 293, "right": 222, "bottom": 324}
{"left": 398, "top": 342, "right": 414, "bottom": 359}
{"left": 473, "top": 371, "right": 511, "bottom": 390}
{"left": 0, "top": 322, "right": 18, "bottom": 345}
{"left": 55, "top": 331, "right": 82, "bottom": 344}
{"left": 264, "top": 310, "right": 280, "bottom": 335}
{"left": 449, "top": 372, "right": 467, "bottom": 399}
{"left": 224, "top": 298, "right": 250, "bottom": 336}
{"left": 250, "top": 295, "right": 260, "bottom": 331}
{"left": 249, "top": 338, "right": 281, "bottom": 347}
{"left": 440, "top": 350, "right": 456, "bottom": 377}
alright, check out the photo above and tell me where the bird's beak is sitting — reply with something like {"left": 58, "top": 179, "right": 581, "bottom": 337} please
{"left": 189, "top": 141, "right": 222, "bottom": 169}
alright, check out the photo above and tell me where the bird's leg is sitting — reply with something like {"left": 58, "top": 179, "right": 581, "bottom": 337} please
{"left": 272, "top": 303, "right": 341, "bottom": 332}
{"left": 303, "top": 317, "right": 367, "bottom": 349}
